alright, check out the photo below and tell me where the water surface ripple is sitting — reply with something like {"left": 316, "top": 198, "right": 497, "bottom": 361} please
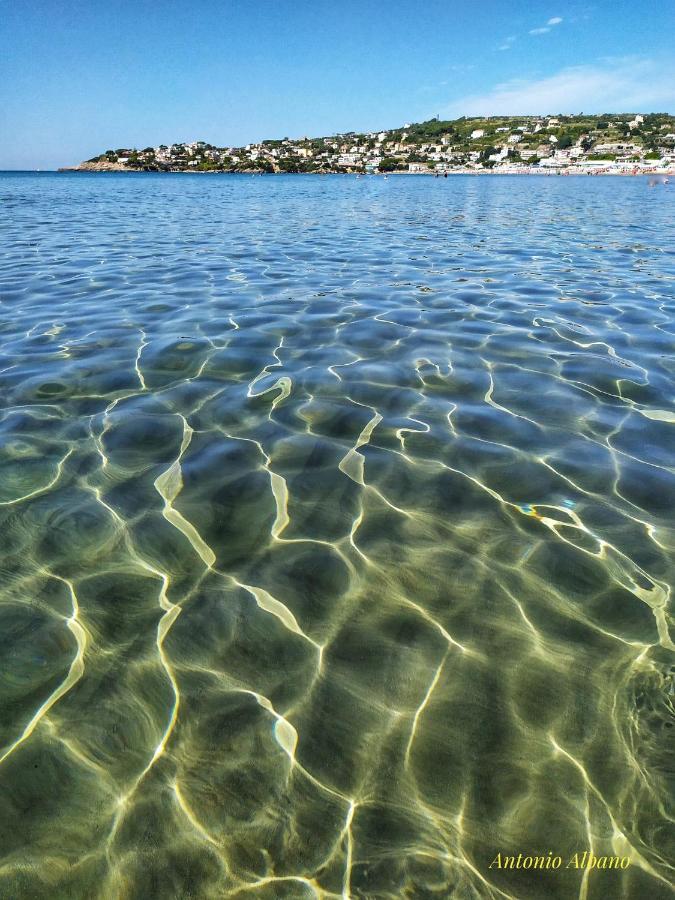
{"left": 0, "top": 172, "right": 673, "bottom": 899}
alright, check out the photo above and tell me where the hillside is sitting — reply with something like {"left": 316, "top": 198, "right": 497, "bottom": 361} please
{"left": 69, "top": 113, "right": 675, "bottom": 173}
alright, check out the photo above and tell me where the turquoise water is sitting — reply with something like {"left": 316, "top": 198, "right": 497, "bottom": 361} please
{"left": 0, "top": 172, "right": 673, "bottom": 899}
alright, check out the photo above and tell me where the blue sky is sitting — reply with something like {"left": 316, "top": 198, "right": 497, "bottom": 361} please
{"left": 2, "top": 0, "right": 674, "bottom": 168}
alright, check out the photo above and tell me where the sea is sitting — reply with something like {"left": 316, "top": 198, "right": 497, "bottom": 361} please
{"left": 0, "top": 171, "right": 673, "bottom": 899}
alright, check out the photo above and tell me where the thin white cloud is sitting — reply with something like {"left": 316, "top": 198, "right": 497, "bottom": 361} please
{"left": 529, "top": 16, "right": 563, "bottom": 35}
{"left": 506, "top": 16, "right": 562, "bottom": 47}
{"left": 441, "top": 58, "right": 675, "bottom": 117}
{"left": 498, "top": 35, "right": 516, "bottom": 51}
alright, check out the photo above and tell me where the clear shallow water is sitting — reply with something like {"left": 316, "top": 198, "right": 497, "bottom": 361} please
{"left": 0, "top": 172, "right": 673, "bottom": 899}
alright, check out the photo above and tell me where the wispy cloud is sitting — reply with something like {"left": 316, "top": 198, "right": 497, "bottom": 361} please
{"left": 500, "top": 15, "right": 562, "bottom": 49}
{"left": 498, "top": 35, "right": 517, "bottom": 51}
{"left": 529, "top": 17, "right": 563, "bottom": 35}
{"left": 441, "top": 58, "right": 675, "bottom": 117}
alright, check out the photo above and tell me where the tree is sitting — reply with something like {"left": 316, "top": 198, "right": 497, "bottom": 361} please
{"left": 479, "top": 145, "right": 497, "bottom": 161}
{"left": 378, "top": 157, "right": 400, "bottom": 172}
{"left": 278, "top": 158, "right": 300, "bottom": 172}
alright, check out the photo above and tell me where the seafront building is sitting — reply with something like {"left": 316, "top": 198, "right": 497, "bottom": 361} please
{"left": 79, "top": 113, "right": 675, "bottom": 175}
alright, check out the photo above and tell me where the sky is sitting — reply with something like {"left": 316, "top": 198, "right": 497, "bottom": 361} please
{"left": 1, "top": 0, "right": 675, "bottom": 169}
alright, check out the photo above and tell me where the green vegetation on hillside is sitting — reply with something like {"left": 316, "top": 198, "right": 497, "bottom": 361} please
{"left": 84, "top": 113, "right": 675, "bottom": 173}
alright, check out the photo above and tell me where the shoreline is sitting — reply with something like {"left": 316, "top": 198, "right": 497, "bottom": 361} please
{"left": 57, "top": 165, "right": 675, "bottom": 177}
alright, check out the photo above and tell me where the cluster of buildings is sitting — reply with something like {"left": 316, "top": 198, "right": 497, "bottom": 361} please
{"left": 86, "top": 114, "right": 675, "bottom": 175}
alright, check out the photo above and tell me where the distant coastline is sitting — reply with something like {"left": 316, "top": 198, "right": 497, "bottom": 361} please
{"left": 58, "top": 164, "right": 674, "bottom": 176}
{"left": 62, "top": 112, "right": 675, "bottom": 177}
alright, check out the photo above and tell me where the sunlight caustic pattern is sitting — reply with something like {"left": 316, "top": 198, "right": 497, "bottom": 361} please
{"left": 0, "top": 172, "right": 673, "bottom": 900}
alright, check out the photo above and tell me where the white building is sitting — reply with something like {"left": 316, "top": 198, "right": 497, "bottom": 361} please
{"left": 594, "top": 143, "right": 640, "bottom": 154}
{"left": 471, "top": 129, "right": 485, "bottom": 139}
{"left": 337, "top": 154, "right": 360, "bottom": 167}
